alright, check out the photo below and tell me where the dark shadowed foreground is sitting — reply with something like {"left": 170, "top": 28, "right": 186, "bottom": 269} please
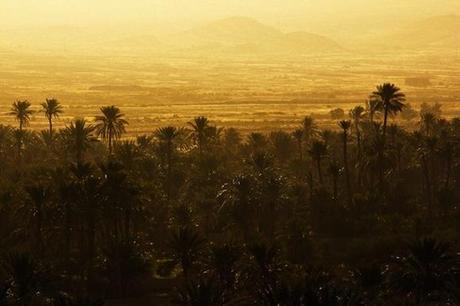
{"left": 1, "top": 84, "right": 460, "bottom": 305}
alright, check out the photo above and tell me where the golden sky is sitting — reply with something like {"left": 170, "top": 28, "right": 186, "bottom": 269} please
{"left": 1, "top": 0, "right": 459, "bottom": 29}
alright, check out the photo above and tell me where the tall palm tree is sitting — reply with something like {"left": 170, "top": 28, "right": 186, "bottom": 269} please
{"left": 327, "top": 160, "right": 341, "bottom": 200}
{"left": 302, "top": 116, "right": 318, "bottom": 145}
{"left": 391, "top": 238, "right": 460, "bottom": 305}
{"left": 40, "top": 98, "right": 63, "bottom": 137}
{"left": 10, "top": 101, "right": 33, "bottom": 158}
{"left": 155, "top": 126, "right": 186, "bottom": 199}
{"left": 10, "top": 100, "right": 34, "bottom": 132}
{"left": 370, "top": 83, "right": 406, "bottom": 145}
{"left": 339, "top": 120, "right": 352, "bottom": 205}
{"left": 365, "top": 99, "right": 381, "bottom": 123}
{"left": 292, "top": 129, "right": 304, "bottom": 161}
{"left": 188, "top": 116, "right": 210, "bottom": 156}
{"left": 308, "top": 140, "right": 327, "bottom": 185}
{"left": 62, "top": 118, "right": 96, "bottom": 162}
{"left": 25, "top": 185, "right": 47, "bottom": 255}
{"left": 95, "top": 106, "right": 128, "bottom": 154}
{"left": 168, "top": 226, "right": 205, "bottom": 280}
{"left": 420, "top": 112, "right": 437, "bottom": 137}
{"left": 350, "top": 105, "right": 365, "bottom": 158}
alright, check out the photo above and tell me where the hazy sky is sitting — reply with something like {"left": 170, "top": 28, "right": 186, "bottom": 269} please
{"left": 1, "top": 0, "right": 459, "bottom": 30}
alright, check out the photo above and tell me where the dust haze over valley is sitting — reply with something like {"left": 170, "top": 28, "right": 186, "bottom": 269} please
{"left": 1, "top": 0, "right": 460, "bottom": 135}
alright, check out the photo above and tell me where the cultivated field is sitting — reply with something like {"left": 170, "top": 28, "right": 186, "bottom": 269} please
{"left": 1, "top": 50, "right": 460, "bottom": 136}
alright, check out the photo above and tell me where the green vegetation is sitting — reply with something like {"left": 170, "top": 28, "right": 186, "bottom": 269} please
{"left": 1, "top": 84, "right": 460, "bottom": 305}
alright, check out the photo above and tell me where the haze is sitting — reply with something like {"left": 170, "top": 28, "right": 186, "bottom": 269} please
{"left": 1, "top": 0, "right": 460, "bottom": 31}
{"left": 0, "top": 0, "right": 459, "bottom": 134}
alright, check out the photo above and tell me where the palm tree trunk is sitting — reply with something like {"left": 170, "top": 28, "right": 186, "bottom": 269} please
{"left": 49, "top": 117, "right": 53, "bottom": 137}
{"left": 298, "top": 141, "right": 303, "bottom": 161}
{"left": 382, "top": 105, "right": 389, "bottom": 148}
{"left": 332, "top": 175, "right": 338, "bottom": 200}
{"left": 316, "top": 158, "right": 323, "bottom": 185}
{"left": 445, "top": 156, "right": 452, "bottom": 189}
{"left": 108, "top": 132, "right": 113, "bottom": 154}
{"left": 343, "top": 133, "right": 352, "bottom": 205}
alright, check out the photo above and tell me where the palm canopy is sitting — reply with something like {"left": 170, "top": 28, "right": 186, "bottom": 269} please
{"left": 95, "top": 106, "right": 128, "bottom": 152}
{"left": 339, "top": 120, "right": 352, "bottom": 132}
{"left": 370, "top": 83, "right": 406, "bottom": 116}
{"left": 10, "top": 100, "right": 34, "bottom": 130}
{"left": 95, "top": 106, "right": 128, "bottom": 140}
{"left": 188, "top": 116, "right": 212, "bottom": 154}
{"left": 302, "top": 115, "right": 318, "bottom": 142}
{"left": 155, "top": 126, "right": 187, "bottom": 146}
{"left": 41, "top": 98, "right": 63, "bottom": 120}
{"left": 41, "top": 98, "right": 63, "bottom": 136}
{"left": 62, "top": 118, "right": 96, "bottom": 162}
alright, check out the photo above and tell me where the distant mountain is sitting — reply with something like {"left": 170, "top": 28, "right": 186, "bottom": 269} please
{"left": 165, "top": 17, "right": 343, "bottom": 54}
{"left": 387, "top": 15, "right": 460, "bottom": 50}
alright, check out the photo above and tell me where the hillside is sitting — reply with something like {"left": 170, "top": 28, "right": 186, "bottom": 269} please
{"left": 388, "top": 15, "right": 460, "bottom": 50}
{"left": 165, "top": 17, "right": 343, "bottom": 54}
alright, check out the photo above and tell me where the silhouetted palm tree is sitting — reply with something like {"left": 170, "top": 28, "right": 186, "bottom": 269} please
{"left": 155, "top": 126, "right": 186, "bottom": 200}
{"left": 41, "top": 98, "right": 63, "bottom": 138}
{"left": 95, "top": 106, "right": 128, "bottom": 154}
{"left": 292, "top": 129, "right": 304, "bottom": 161}
{"left": 350, "top": 105, "right": 365, "bottom": 158}
{"left": 420, "top": 112, "right": 437, "bottom": 137}
{"left": 391, "top": 238, "right": 460, "bottom": 305}
{"left": 370, "top": 83, "right": 406, "bottom": 146}
{"left": 174, "top": 278, "right": 224, "bottom": 306}
{"left": 25, "top": 185, "right": 47, "bottom": 255}
{"left": 168, "top": 226, "right": 205, "bottom": 280}
{"left": 339, "top": 120, "right": 352, "bottom": 205}
{"left": 309, "top": 140, "right": 327, "bottom": 185}
{"left": 2, "top": 252, "right": 43, "bottom": 306}
{"left": 62, "top": 118, "right": 96, "bottom": 162}
{"left": 10, "top": 100, "right": 34, "bottom": 132}
{"left": 327, "top": 160, "right": 341, "bottom": 199}
{"left": 365, "top": 99, "right": 381, "bottom": 123}
{"left": 188, "top": 116, "right": 210, "bottom": 157}
{"left": 302, "top": 116, "right": 318, "bottom": 145}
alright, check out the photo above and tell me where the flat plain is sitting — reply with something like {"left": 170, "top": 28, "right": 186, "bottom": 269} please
{"left": 1, "top": 49, "right": 459, "bottom": 135}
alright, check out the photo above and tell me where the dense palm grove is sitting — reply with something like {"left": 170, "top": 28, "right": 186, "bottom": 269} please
{"left": 1, "top": 83, "right": 460, "bottom": 305}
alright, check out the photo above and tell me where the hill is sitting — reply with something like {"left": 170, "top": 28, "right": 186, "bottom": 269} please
{"left": 165, "top": 17, "right": 343, "bottom": 55}
{"left": 387, "top": 15, "right": 460, "bottom": 50}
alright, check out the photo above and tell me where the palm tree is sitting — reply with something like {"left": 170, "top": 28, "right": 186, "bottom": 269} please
{"left": 95, "top": 106, "right": 128, "bottom": 154}
{"left": 10, "top": 100, "right": 34, "bottom": 132}
{"left": 327, "top": 160, "right": 341, "bottom": 199}
{"left": 370, "top": 83, "right": 406, "bottom": 146}
{"left": 339, "top": 120, "right": 352, "bottom": 205}
{"left": 302, "top": 116, "right": 318, "bottom": 145}
{"left": 155, "top": 126, "right": 185, "bottom": 167}
{"left": 41, "top": 98, "right": 63, "bottom": 137}
{"left": 365, "top": 99, "right": 381, "bottom": 123}
{"left": 174, "top": 278, "right": 224, "bottom": 306}
{"left": 3, "top": 252, "right": 42, "bottom": 306}
{"left": 420, "top": 112, "right": 437, "bottom": 137}
{"left": 168, "top": 226, "right": 205, "bottom": 280}
{"left": 62, "top": 118, "right": 96, "bottom": 162}
{"left": 308, "top": 140, "right": 327, "bottom": 185}
{"left": 438, "top": 140, "right": 455, "bottom": 189}
{"left": 10, "top": 101, "right": 33, "bottom": 158}
{"left": 25, "top": 185, "right": 47, "bottom": 255}
{"left": 350, "top": 106, "right": 365, "bottom": 158}
{"left": 391, "top": 238, "right": 460, "bottom": 305}
{"left": 292, "top": 129, "right": 304, "bottom": 161}
{"left": 188, "top": 116, "right": 210, "bottom": 156}
{"left": 155, "top": 126, "right": 186, "bottom": 199}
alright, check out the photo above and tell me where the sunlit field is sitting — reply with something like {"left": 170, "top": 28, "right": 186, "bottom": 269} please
{"left": 2, "top": 49, "right": 459, "bottom": 135}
